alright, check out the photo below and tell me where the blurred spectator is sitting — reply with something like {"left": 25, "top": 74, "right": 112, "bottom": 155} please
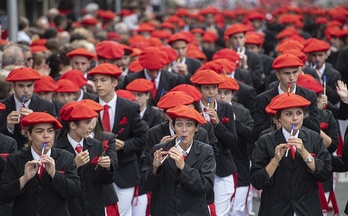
{"left": 17, "top": 17, "right": 31, "bottom": 45}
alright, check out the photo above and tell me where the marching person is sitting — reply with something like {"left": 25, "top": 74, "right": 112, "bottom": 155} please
{"left": 55, "top": 102, "right": 115, "bottom": 216}
{"left": 140, "top": 105, "right": 216, "bottom": 215}
{"left": 0, "top": 112, "right": 80, "bottom": 216}
{"left": 251, "top": 93, "right": 332, "bottom": 216}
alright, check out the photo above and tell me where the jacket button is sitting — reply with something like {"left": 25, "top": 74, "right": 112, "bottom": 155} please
{"left": 177, "top": 213, "right": 180, "bottom": 216}
{"left": 37, "top": 199, "right": 42, "bottom": 203}
{"left": 177, "top": 199, "right": 180, "bottom": 203}
{"left": 177, "top": 184, "right": 180, "bottom": 188}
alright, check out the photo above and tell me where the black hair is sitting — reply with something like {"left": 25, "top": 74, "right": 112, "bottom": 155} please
{"left": 57, "top": 120, "right": 80, "bottom": 139}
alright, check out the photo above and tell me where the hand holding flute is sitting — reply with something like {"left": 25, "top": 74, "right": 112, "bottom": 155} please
{"left": 285, "top": 125, "right": 295, "bottom": 157}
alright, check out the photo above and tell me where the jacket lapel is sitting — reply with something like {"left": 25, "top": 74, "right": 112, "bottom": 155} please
{"left": 156, "top": 70, "right": 167, "bottom": 101}
{"left": 184, "top": 140, "right": 200, "bottom": 167}
{"left": 112, "top": 97, "right": 124, "bottom": 132}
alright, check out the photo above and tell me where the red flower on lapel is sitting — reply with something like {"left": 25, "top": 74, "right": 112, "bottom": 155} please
{"left": 222, "top": 117, "right": 229, "bottom": 123}
{"left": 320, "top": 122, "right": 329, "bottom": 129}
{"left": 102, "top": 140, "right": 109, "bottom": 152}
{"left": 119, "top": 116, "right": 128, "bottom": 125}
{"left": 90, "top": 156, "right": 99, "bottom": 164}
{"left": 58, "top": 170, "right": 65, "bottom": 174}
{"left": 0, "top": 153, "right": 9, "bottom": 159}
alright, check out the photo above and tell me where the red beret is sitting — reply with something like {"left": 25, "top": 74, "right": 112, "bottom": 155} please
{"left": 176, "top": 8, "right": 191, "bottom": 17}
{"left": 160, "top": 22, "right": 175, "bottom": 31}
{"left": 96, "top": 41, "right": 124, "bottom": 59}
{"left": 30, "top": 45, "right": 48, "bottom": 54}
{"left": 325, "top": 27, "right": 342, "bottom": 39}
{"left": 56, "top": 79, "right": 80, "bottom": 93}
{"left": 87, "top": 63, "right": 123, "bottom": 79}
{"left": 31, "top": 39, "right": 47, "bottom": 46}
{"left": 119, "top": 9, "right": 134, "bottom": 17}
{"left": 67, "top": 48, "right": 95, "bottom": 59}
{"left": 60, "top": 69, "right": 87, "bottom": 88}
{"left": 126, "top": 78, "right": 153, "bottom": 92}
{"left": 60, "top": 102, "right": 98, "bottom": 121}
{"left": 265, "top": 93, "right": 311, "bottom": 115}
{"left": 190, "top": 69, "right": 225, "bottom": 85}
{"left": 79, "top": 99, "right": 103, "bottom": 112}
{"left": 161, "top": 46, "right": 178, "bottom": 63}
{"left": 147, "top": 37, "right": 163, "bottom": 47}
{"left": 6, "top": 67, "right": 41, "bottom": 82}
{"left": 277, "top": 39, "right": 304, "bottom": 52}
{"left": 128, "top": 60, "right": 144, "bottom": 73}
{"left": 276, "top": 28, "right": 299, "bottom": 40}
{"left": 34, "top": 76, "right": 58, "bottom": 92}
{"left": 248, "top": 11, "right": 265, "bottom": 20}
{"left": 186, "top": 49, "right": 207, "bottom": 60}
{"left": 203, "top": 31, "right": 218, "bottom": 43}
{"left": 212, "top": 48, "right": 240, "bottom": 63}
{"left": 130, "top": 48, "right": 142, "bottom": 57}
{"left": 278, "top": 14, "right": 301, "bottom": 25}
{"left": 171, "top": 84, "right": 202, "bottom": 102}
{"left": 167, "top": 105, "right": 206, "bottom": 124}
{"left": 315, "top": 17, "right": 328, "bottom": 25}
{"left": 223, "top": 11, "right": 235, "bottom": 19}
{"left": 99, "top": 10, "right": 116, "bottom": 20}
{"left": 128, "top": 35, "right": 146, "bottom": 46}
{"left": 120, "top": 44, "right": 134, "bottom": 55}
{"left": 303, "top": 39, "right": 330, "bottom": 53}
{"left": 21, "top": 112, "right": 62, "bottom": 129}
{"left": 115, "top": 89, "right": 136, "bottom": 101}
{"left": 107, "top": 32, "right": 121, "bottom": 41}
{"left": 138, "top": 47, "right": 167, "bottom": 70}
{"left": 282, "top": 49, "right": 307, "bottom": 64}
{"left": 225, "top": 23, "right": 249, "bottom": 37}
{"left": 80, "top": 17, "right": 99, "bottom": 26}
{"left": 191, "top": 28, "right": 205, "bottom": 35}
{"left": 199, "top": 7, "right": 219, "bottom": 16}
{"left": 197, "top": 61, "right": 224, "bottom": 74}
{"left": 0, "top": 102, "right": 6, "bottom": 111}
{"left": 245, "top": 34, "right": 264, "bottom": 45}
{"left": 327, "top": 20, "right": 343, "bottom": 29}
{"left": 158, "top": 91, "right": 194, "bottom": 109}
{"left": 151, "top": 30, "right": 172, "bottom": 39}
{"left": 167, "top": 33, "right": 191, "bottom": 44}
{"left": 272, "top": 54, "right": 304, "bottom": 70}
{"left": 297, "top": 73, "right": 314, "bottom": 82}
{"left": 297, "top": 78, "right": 323, "bottom": 94}
{"left": 213, "top": 59, "right": 236, "bottom": 74}
{"left": 137, "top": 23, "right": 155, "bottom": 32}
{"left": 218, "top": 75, "right": 240, "bottom": 91}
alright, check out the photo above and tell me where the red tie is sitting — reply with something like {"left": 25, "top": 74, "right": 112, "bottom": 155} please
{"left": 290, "top": 146, "right": 296, "bottom": 159}
{"left": 75, "top": 144, "right": 82, "bottom": 154}
{"left": 151, "top": 79, "right": 157, "bottom": 99}
{"left": 102, "top": 105, "right": 111, "bottom": 132}
{"left": 38, "top": 165, "right": 44, "bottom": 179}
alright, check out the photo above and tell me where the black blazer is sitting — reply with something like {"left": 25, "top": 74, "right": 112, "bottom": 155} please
{"left": 197, "top": 101, "right": 238, "bottom": 177}
{"left": 83, "top": 91, "right": 98, "bottom": 101}
{"left": 232, "top": 103, "right": 254, "bottom": 187}
{"left": 335, "top": 45, "right": 348, "bottom": 84}
{"left": 245, "top": 50, "right": 263, "bottom": 93}
{"left": 251, "top": 128, "right": 332, "bottom": 216}
{"left": 99, "top": 96, "right": 148, "bottom": 188}
{"left": 185, "top": 57, "right": 202, "bottom": 83}
{"left": 140, "top": 139, "right": 215, "bottom": 216}
{"left": 234, "top": 80, "right": 257, "bottom": 116}
{"left": 0, "top": 147, "right": 80, "bottom": 216}
{"left": 142, "top": 105, "right": 163, "bottom": 129}
{"left": 54, "top": 136, "right": 115, "bottom": 216}
{"left": 0, "top": 95, "right": 55, "bottom": 150}
{"left": 235, "top": 68, "right": 253, "bottom": 87}
{"left": 252, "top": 85, "right": 320, "bottom": 141}
{"left": 123, "top": 69, "right": 184, "bottom": 106}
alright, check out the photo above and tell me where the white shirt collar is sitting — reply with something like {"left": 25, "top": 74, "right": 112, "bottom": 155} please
{"left": 144, "top": 69, "right": 161, "bottom": 88}
{"left": 140, "top": 107, "right": 146, "bottom": 119}
{"left": 282, "top": 127, "right": 299, "bottom": 141}
{"left": 99, "top": 92, "right": 117, "bottom": 106}
{"left": 67, "top": 133, "right": 85, "bottom": 154}
{"left": 14, "top": 95, "right": 31, "bottom": 111}
{"left": 278, "top": 84, "right": 296, "bottom": 95}
{"left": 76, "top": 89, "right": 84, "bottom": 102}
{"left": 168, "top": 123, "right": 175, "bottom": 137}
{"left": 176, "top": 139, "right": 193, "bottom": 155}
{"left": 318, "top": 63, "right": 326, "bottom": 77}
{"left": 31, "top": 146, "right": 51, "bottom": 161}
